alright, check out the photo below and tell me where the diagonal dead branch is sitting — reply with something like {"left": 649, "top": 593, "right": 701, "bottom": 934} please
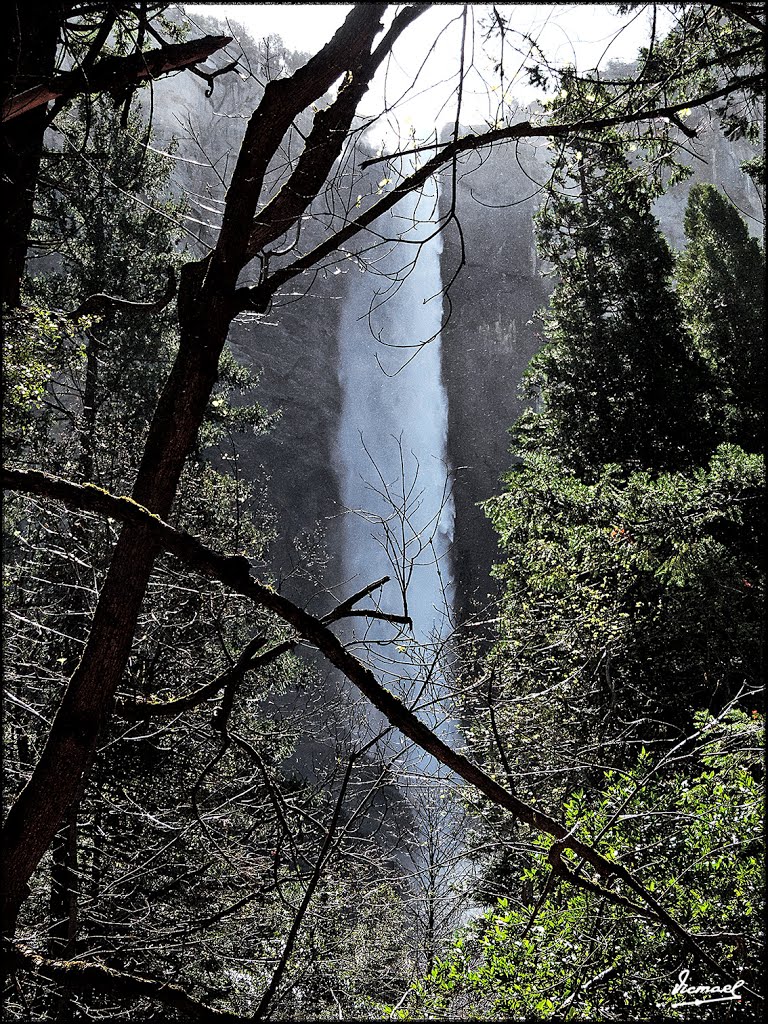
{"left": 1, "top": 37, "right": 233, "bottom": 122}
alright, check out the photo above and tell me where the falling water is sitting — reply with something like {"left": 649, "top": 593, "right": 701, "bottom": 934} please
{"left": 334, "top": 181, "right": 467, "bottom": 932}
{"left": 335, "top": 183, "right": 457, "bottom": 760}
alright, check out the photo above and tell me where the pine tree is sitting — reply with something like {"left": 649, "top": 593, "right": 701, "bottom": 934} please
{"left": 676, "top": 183, "right": 765, "bottom": 453}
{"left": 518, "top": 130, "right": 714, "bottom": 477}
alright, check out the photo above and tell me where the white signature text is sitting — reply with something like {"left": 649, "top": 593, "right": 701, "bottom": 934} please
{"left": 670, "top": 968, "right": 745, "bottom": 1008}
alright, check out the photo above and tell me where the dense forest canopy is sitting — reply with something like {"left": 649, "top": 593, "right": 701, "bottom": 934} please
{"left": 1, "top": 3, "right": 765, "bottom": 1020}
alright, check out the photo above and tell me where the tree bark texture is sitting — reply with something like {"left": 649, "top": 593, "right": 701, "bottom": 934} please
{"left": 1, "top": 1, "right": 62, "bottom": 306}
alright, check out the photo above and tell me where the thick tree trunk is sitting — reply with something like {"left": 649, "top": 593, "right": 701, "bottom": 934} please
{"left": 0, "top": 2, "right": 62, "bottom": 307}
{"left": 1, "top": 270, "right": 230, "bottom": 932}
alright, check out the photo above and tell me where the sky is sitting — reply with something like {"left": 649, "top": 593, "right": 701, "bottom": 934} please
{"left": 186, "top": 3, "right": 667, "bottom": 66}
{"left": 180, "top": 3, "right": 673, "bottom": 145}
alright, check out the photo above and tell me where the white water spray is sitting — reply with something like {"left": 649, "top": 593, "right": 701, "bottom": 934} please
{"left": 335, "top": 185, "right": 457, "bottom": 759}
{"left": 335, "top": 182, "right": 468, "bottom": 931}
{"left": 334, "top": 183, "right": 478, "bottom": 945}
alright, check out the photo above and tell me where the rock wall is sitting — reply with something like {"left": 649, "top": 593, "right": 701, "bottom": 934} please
{"left": 437, "top": 141, "right": 553, "bottom": 616}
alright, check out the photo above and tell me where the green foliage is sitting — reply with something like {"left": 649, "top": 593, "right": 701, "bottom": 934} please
{"left": 1, "top": 305, "right": 81, "bottom": 454}
{"left": 23, "top": 95, "right": 273, "bottom": 485}
{"left": 400, "top": 709, "right": 764, "bottom": 1020}
{"left": 676, "top": 184, "right": 765, "bottom": 452}
{"left": 24, "top": 98, "right": 183, "bottom": 481}
{"left": 520, "top": 128, "right": 713, "bottom": 476}
{"left": 633, "top": 5, "right": 764, "bottom": 145}
{"left": 470, "top": 444, "right": 763, "bottom": 813}
{"left": 740, "top": 155, "right": 765, "bottom": 189}
{"left": 199, "top": 347, "right": 278, "bottom": 453}
{"left": 456, "top": 51, "right": 765, "bottom": 1012}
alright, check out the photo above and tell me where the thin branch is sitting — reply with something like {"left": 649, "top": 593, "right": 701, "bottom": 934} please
{"left": 3, "top": 940, "right": 252, "bottom": 1022}
{"left": 66, "top": 268, "right": 177, "bottom": 319}
{"left": 254, "top": 752, "right": 357, "bottom": 1018}
{"left": 188, "top": 59, "right": 242, "bottom": 98}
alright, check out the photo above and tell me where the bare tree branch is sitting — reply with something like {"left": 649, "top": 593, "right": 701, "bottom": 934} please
{"left": 238, "top": 71, "right": 766, "bottom": 313}
{"left": 1, "top": 36, "right": 233, "bottom": 123}
{"left": 208, "top": 3, "right": 392, "bottom": 296}
{"left": 3, "top": 939, "right": 252, "bottom": 1022}
{"left": 115, "top": 576, "right": 409, "bottom": 719}
{"left": 66, "top": 268, "right": 177, "bottom": 319}
{"left": 254, "top": 750, "right": 357, "bottom": 1017}
{"left": 189, "top": 59, "right": 242, "bottom": 98}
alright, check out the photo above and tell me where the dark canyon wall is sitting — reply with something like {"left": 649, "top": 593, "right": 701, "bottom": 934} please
{"left": 436, "top": 141, "right": 553, "bottom": 616}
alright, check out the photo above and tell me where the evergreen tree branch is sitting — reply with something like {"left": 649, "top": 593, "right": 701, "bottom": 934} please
{"left": 706, "top": 1, "right": 765, "bottom": 32}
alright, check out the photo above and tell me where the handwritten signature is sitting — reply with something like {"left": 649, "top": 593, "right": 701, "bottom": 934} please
{"left": 669, "top": 968, "right": 745, "bottom": 1008}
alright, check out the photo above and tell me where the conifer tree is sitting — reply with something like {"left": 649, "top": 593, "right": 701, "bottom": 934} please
{"left": 518, "top": 128, "right": 713, "bottom": 477}
{"left": 676, "top": 183, "right": 765, "bottom": 453}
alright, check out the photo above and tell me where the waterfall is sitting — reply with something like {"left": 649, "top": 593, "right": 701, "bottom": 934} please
{"left": 334, "top": 182, "right": 466, "bottom": 930}
{"left": 335, "top": 185, "right": 457, "bottom": 761}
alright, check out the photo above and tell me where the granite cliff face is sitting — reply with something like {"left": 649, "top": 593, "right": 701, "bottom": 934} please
{"left": 436, "top": 141, "right": 553, "bottom": 616}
